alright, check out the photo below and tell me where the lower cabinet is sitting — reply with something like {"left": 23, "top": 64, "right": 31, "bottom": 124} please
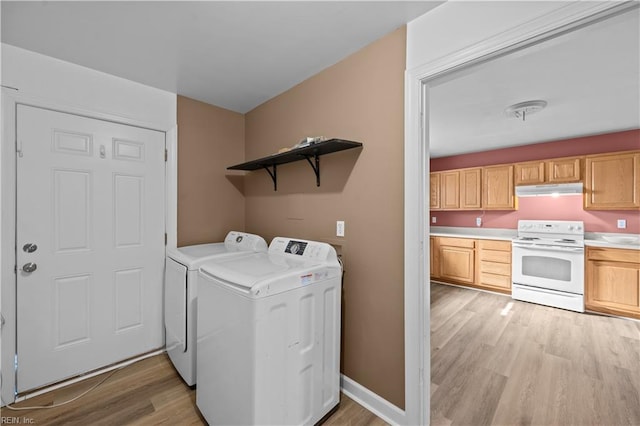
{"left": 586, "top": 247, "right": 640, "bottom": 319}
{"left": 430, "top": 236, "right": 512, "bottom": 293}
{"left": 477, "top": 240, "right": 512, "bottom": 294}
{"left": 438, "top": 237, "right": 475, "bottom": 284}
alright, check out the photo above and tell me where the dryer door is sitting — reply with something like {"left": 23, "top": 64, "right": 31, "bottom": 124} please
{"left": 165, "top": 257, "right": 188, "bottom": 353}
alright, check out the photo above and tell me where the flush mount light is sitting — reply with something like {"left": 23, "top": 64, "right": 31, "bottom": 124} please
{"left": 505, "top": 100, "right": 547, "bottom": 121}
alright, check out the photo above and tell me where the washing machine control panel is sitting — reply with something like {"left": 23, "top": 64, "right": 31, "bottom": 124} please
{"left": 270, "top": 237, "right": 338, "bottom": 262}
{"left": 285, "top": 240, "right": 308, "bottom": 255}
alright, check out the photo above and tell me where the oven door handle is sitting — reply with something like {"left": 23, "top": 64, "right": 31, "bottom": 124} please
{"left": 513, "top": 244, "right": 584, "bottom": 253}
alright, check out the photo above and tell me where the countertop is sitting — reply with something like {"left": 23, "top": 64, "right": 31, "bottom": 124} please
{"left": 430, "top": 226, "right": 640, "bottom": 250}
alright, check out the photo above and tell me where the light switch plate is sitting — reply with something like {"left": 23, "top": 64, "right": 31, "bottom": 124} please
{"left": 336, "top": 220, "right": 345, "bottom": 237}
{"left": 617, "top": 219, "right": 627, "bottom": 229}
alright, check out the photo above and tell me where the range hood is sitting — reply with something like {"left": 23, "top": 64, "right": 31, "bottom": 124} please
{"left": 516, "top": 182, "right": 583, "bottom": 197}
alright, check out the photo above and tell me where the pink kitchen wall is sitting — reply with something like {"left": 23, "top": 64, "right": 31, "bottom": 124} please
{"left": 430, "top": 129, "right": 640, "bottom": 234}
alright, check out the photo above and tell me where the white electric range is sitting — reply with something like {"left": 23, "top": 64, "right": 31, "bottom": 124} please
{"left": 511, "top": 220, "right": 585, "bottom": 312}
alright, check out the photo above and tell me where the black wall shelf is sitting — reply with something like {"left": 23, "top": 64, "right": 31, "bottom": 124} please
{"left": 227, "top": 138, "right": 363, "bottom": 190}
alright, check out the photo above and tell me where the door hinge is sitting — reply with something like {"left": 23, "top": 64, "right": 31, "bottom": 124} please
{"left": 165, "top": 149, "right": 168, "bottom": 162}
{"left": 165, "top": 233, "right": 168, "bottom": 246}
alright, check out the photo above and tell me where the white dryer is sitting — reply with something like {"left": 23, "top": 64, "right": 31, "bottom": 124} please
{"left": 164, "top": 231, "right": 267, "bottom": 386}
{"left": 196, "top": 237, "right": 342, "bottom": 426}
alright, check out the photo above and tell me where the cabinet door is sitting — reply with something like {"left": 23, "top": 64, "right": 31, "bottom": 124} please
{"left": 440, "top": 244, "right": 475, "bottom": 284}
{"left": 585, "top": 151, "right": 640, "bottom": 209}
{"left": 514, "top": 161, "right": 545, "bottom": 185}
{"left": 460, "top": 168, "right": 482, "bottom": 209}
{"left": 430, "top": 172, "right": 441, "bottom": 210}
{"left": 430, "top": 237, "right": 439, "bottom": 278}
{"left": 441, "top": 171, "right": 460, "bottom": 210}
{"left": 586, "top": 260, "right": 640, "bottom": 318}
{"left": 547, "top": 157, "right": 581, "bottom": 183}
{"left": 482, "top": 165, "right": 515, "bottom": 210}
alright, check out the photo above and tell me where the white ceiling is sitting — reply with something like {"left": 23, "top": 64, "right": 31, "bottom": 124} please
{"left": 2, "top": 2, "right": 638, "bottom": 157}
{"left": 1, "top": 1, "right": 441, "bottom": 113}
{"left": 428, "top": 8, "right": 640, "bottom": 158}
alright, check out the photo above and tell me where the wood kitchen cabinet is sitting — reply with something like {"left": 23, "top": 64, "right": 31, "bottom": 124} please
{"left": 437, "top": 237, "right": 475, "bottom": 285}
{"left": 482, "top": 165, "right": 516, "bottom": 210}
{"left": 460, "top": 168, "right": 482, "bottom": 209}
{"left": 547, "top": 157, "right": 582, "bottom": 183}
{"left": 515, "top": 157, "right": 582, "bottom": 185}
{"left": 430, "top": 172, "right": 441, "bottom": 210}
{"left": 586, "top": 246, "right": 640, "bottom": 319}
{"left": 514, "top": 161, "right": 545, "bottom": 185}
{"left": 430, "top": 237, "right": 440, "bottom": 278}
{"left": 585, "top": 151, "right": 640, "bottom": 210}
{"left": 441, "top": 171, "right": 460, "bottom": 210}
{"left": 430, "top": 168, "right": 481, "bottom": 210}
{"left": 477, "top": 240, "right": 512, "bottom": 294}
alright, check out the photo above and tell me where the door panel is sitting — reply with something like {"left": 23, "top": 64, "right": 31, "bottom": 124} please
{"left": 16, "top": 104, "right": 165, "bottom": 392}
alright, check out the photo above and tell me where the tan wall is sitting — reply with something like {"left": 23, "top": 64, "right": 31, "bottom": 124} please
{"left": 176, "top": 96, "right": 246, "bottom": 246}
{"left": 244, "top": 27, "right": 406, "bottom": 408}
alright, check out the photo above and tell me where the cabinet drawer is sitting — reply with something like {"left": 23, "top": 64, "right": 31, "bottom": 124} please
{"left": 479, "top": 273, "right": 511, "bottom": 289}
{"left": 439, "top": 237, "right": 475, "bottom": 249}
{"left": 480, "top": 249, "right": 511, "bottom": 263}
{"left": 587, "top": 247, "right": 640, "bottom": 264}
{"left": 478, "top": 240, "right": 511, "bottom": 252}
{"left": 480, "top": 261, "right": 511, "bottom": 276}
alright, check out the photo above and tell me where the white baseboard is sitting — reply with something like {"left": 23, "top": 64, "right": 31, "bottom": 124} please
{"left": 340, "top": 374, "right": 406, "bottom": 425}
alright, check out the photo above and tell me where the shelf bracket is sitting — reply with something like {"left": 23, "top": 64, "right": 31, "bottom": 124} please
{"left": 303, "top": 154, "right": 321, "bottom": 187}
{"left": 262, "top": 164, "right": 277, "bottom": 191}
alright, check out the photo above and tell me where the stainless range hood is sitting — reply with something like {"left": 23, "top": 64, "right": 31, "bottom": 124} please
{"left": 516, "top": 182, "right": 583, "bottom": 197}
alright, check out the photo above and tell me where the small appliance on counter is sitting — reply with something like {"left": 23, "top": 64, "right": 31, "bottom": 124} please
{"left": 512, "top": 220, "right": 585, "bottom": 312}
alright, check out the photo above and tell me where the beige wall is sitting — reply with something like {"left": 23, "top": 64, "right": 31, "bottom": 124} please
{"left": 176, "top": 96, "right": 246, "bottom": 246}
{"left": 244, "top": 27, "right": 407, "bottom": 408}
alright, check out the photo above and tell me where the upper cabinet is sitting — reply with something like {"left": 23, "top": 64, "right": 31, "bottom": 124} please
{"left": 441, "top": 171, "right": 461, "bottom": 210}
{"left": 584, "top": 151, "right": 640, "bottom": 210}
{"left": 460, "top": 168, "right": 482, "bottom": 209}
{"left": 514, "top": 156, "right": 582, "bottom": 185}
{"left": 431, "top": 168, "right": 482, "bottom": 210}
{"left": 547, "top": 157, "right": 582, "bottom": 183}
{"left": 514, "top": 161, "right": 545, "bottom": 185}
{"left": 430, "top": 172, "right": 441, "bottom": 209}
{"left": 482, "top": 165, "right": 515, "bottom": 210}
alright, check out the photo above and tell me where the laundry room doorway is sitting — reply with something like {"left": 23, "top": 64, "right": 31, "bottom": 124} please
{"left": 15, "top": 104, "right": 166, "bottom": 393}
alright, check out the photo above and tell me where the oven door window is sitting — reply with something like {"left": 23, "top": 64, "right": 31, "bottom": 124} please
{"left": 522, "top": 255, "right": 571, "bottom": 282}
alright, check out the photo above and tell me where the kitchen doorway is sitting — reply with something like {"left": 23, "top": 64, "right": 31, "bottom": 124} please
{"left": 404, "top": 2, "right": 638, "bottom": 424}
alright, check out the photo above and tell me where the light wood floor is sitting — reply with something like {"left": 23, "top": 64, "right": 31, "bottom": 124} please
{"left": 3, "top": 354, "right": 387, "bottom": 425}
{"left": 430, "top": 282, "right": 640, "bottom": 426}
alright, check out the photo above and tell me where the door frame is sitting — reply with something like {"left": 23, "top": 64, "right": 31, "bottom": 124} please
{"left": 403, "top": 2, "right": 636, "bottom": 424}
{"left": 1, "top": 89, "right": 177, "bottom": 405}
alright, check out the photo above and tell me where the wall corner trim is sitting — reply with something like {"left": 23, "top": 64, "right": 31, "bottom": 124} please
{"left": 340, "top": 375, "right": 406, "bottom": 425}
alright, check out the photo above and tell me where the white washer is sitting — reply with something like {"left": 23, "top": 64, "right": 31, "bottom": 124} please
{"left": 165, "top": 231, "right": 267, "bottom": 386}
{"left": 196, "top": 237, "right": 342, "bottom": 426}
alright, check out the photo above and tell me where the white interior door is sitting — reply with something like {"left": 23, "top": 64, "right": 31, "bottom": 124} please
{"left": 16, "top": 104, "right": 165, "bottom": 393}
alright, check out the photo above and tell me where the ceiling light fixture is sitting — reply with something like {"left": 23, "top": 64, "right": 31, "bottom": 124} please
{"left": 505, "top": 100, "right": 547, "bottom": 121}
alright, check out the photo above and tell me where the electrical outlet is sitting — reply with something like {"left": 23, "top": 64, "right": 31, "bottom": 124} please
{"left": 476, "top": 217, "right": 482, "bottom": 227}
{"left": 432, "top": 217, "right": 437, "bottom": 224}
{"left": 336, "top": 220, "right": 345, "bottom": 237}
{"left": 617, "top": 219, "right": 627, "bottom": 229}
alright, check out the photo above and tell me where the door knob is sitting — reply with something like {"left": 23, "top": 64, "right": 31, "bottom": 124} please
{"left": 23, "top": 243, "right": 38, "bottom": 253}
{"left": 22, "top": 263, "right": 37, "bottom": 273}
